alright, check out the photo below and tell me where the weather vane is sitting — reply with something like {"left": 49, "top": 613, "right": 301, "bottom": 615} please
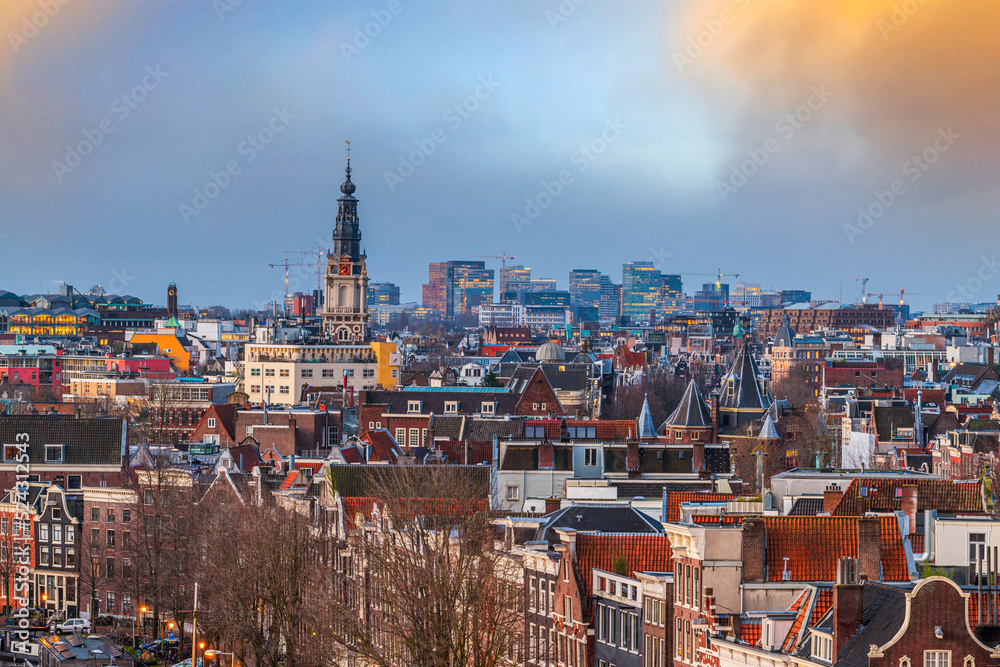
{"left": 346, "top": 139, "right": 351, "bottom": 161}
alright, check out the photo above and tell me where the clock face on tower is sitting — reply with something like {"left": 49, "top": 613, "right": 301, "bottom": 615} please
{"left": 339, "top": 261, "right": 351, "bottom": 276}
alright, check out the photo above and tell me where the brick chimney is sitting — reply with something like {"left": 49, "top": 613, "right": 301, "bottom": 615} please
{"left": 900, "top": 485, "right": 918, "bottom": 536}
{"left": 823, "top": 484, "right": 843, "bottom": 513}
{"left": 545, "top": 497, "right": 561, "bottom": 514}
{"left": 539, "top": 441, "right": 555, "bottom": 470}
{"left": 692, "top": 439, "right": 706, "bottom": 473}
{"left": 741, "top": 517, "right": 767, "bottom": 583}
{"left": 626, "top": 442, "right": 640, "bottom": 479}
{"left": 833, "top": 557, "right": 863, "bottom": 663}
{"left": 857, "top": 517, "right": 882, "bottom": 581}
{"left": 710, "top": 392, "right": 719, "bottom": 442}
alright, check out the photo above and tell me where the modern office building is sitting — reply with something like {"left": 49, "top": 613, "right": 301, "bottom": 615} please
{"left": 780, "top": 290, "right": 812, "bottom": 307}
{"left": 599, "top": 275, "right": 621, "bottom": 322}
{"left": 367, "top": 282, "right": 401, "bottom": 307}
{"left": 693, "top": 282, "right": 729, "bottom": 312}
{"left": 622, "top": 262, "right": 661, "bottom": 324}
{"left": 569, "top": 270, "right": 602, "bottom": 308}
{"left": 529, "top": 279, "right": 557, "bottom": 292}
{"left": 422, "top": 261, "right": 495, "bottom": 319}
{"left": 502, "top": 265, "right": 532, "bottom": 294}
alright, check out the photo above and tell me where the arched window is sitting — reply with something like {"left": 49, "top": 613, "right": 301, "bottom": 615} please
{"left": 899, "top": 657, "right": 910, "bottom": 667}
{"left": 964, "top": 656, "right": 975, "bottom": 667}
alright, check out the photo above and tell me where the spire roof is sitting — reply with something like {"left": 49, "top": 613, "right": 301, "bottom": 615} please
{"left": 637, "top": 395, "right": 657, "bottom": 438}
{"left": 758, "top": 413, "right": 779, "bottom": 440}
{"left": 774, "top": 312, "right": 796, "bottom": 348}
{"left": 662, "top": 379, "right": 712, "bottom": 429}
{"left": 719, "top": 343, "right": 773, "bottom": 411}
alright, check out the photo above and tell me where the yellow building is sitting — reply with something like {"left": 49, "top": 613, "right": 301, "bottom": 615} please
{"left": 128, "top": 331, "right": 194, "bottom": 373}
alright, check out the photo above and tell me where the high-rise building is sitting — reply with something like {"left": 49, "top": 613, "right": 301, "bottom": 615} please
{"left": 284, "top": 292, "right": 314, "bottom": 317}
{"left": 422, "top": 261, "right": 494, "bottom": 319}
{"left": 501, "top": 265, "right": 531, "bottom": 294}
{"left": 599, "top": 275, "right": 621, "bottom": 322}
{"left": 569, "top": 270, "right": 602, "bottom": 307}
{"left": 367, "top": 282, "right": 401, "bottom": 306}
{"left": 529, "top": 279, "right": 557, "bottom": 291}
{"left": 322, "top": 151, "right": 369, "bottom": 341}
{"left": 694, "top": 283, "right": 729, "bottom": 312}
{"left": 622, "top": 262, "right": 662, "bottom": 324}
{"left": 730, "top": 283, "right": 762, "bottom": 313}
{"left": 658, "top": 274, "right": 683, "bottom": 316}
{"left": 780, "top": 290, "right": 812, "bottom": 307}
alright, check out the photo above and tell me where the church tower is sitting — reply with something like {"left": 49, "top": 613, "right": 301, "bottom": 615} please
{"left": 322, "top": 143, "right": 369, "bottom": 341}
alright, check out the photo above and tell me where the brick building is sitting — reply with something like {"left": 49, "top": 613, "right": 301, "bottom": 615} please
{"left": 82, "top": 486, "right": 137, "bottom": 617}
{"left": 822, "top": 358, "right": 905, "bottom": 392}
{"left": 235, "top": 407, "right": 341, "bottom": 457}
{"left": 757, "top": 304, "right": 896, "bottom": 339}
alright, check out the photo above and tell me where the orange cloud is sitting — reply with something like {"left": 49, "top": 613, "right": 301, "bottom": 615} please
{"left": 673, "top": 0, "right": 1000, "bottom": 170}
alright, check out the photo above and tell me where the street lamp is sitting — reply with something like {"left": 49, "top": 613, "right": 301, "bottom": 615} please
{"left": 205, "top": 649, "right": 234, "bottom": 667}
{"left": 135, "top": 605, "right": 148, "bottom": 646}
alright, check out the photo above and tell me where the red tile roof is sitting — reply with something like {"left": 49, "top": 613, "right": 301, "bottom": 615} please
{"left": 279, "top": 470, "right": 300, "bottom": 490}
{"left": 761, "top": 516, "right": 909, "bottom": 582}
{"left": 342, "top": 497, "right": 377, "bottom": 532}
{"left": 739, "top": 618, "right": 762, "bottom": 646}
{"left": 361, "top": 429, "right": 402, "bottom": 463}
{"left": 780, "top": 587, "right": 833, "bottom": 652}
{"left": 690, "top": 515, "right": 744, "bottom": 525}
{"left": 830, "top": 478, "right": 985, "bottom": 516}
{"left": 524, "top": 419, "right": 637, "bottom": 440}
{"left": 575, "top": 534, "right": 672, "bottom": 597}
{"left": 664, "top": 492, "right": 735, "bottom": 523}
{"left": 339, "top": 445, "right": 364, "bottom": 464}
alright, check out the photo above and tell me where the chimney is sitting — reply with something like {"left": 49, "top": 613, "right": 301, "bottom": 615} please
{"left": 555, "top": 528, "right": 578, "bottom": 565}
{"left": 626, "top": 442, "right": 640, "bottom": 479}
{"left": 741, "top": 517, "right": 767, "bottom": 583}
{"left": 545, "top": 497, "right": 561, "bottom": 514}
{"left": 833, "top": 557, "right": 863, "bottom": 663}
{"left": 710, "top": 392, "right": 719, "bottom": 443}
{"left": 857, "top": 517, "right": 882, "bottom": 581}
{"left": 900, "top": 485, "right": 918, "bottom": 536}
{"left": 823, "top": 484, "right": 844, "bottom": 513}
{"left": 539, "top": 441, "right": 555, "bottom": 470}
{"left": 692, "top": 440, "right": 706, "bottom": 474}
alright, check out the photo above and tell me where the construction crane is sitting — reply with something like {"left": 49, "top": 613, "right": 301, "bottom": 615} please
{"left": 474, "top": 250, "right": 517, "bottom": 295}
{"left": 898, "top": 287, "right": 923, "bottom": 305}
{"left": 281, "top": 246, "right": 327, "bottom": 295}
{"left": 866, "top": 292, "right": 888, "bottom": 309}
{"left": 676, "top": 268, "right": 741, "bottom": 289}
{"left": 268, "top": 257, "right": 311, "bottom": 306}
{"left": 854, "top": 277, "right": 869, "bottom": 304}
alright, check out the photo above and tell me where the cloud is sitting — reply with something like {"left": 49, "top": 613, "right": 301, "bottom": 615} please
{"left": 674, "top": 0, "right": 1000, "bottom": 179}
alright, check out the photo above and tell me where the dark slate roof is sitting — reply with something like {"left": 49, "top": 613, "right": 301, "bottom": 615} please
{"left": 663, "top": 379, "right": 712, "bottom": 429}
{"left": 363, "top": 389, "right": 520, "bottom": 416}
{"left": 535, "top": 503, "right": 662, "bottom": 544}
{"left": 788, "top": 497, "right": 824, "bottom": 516}
{"left": 611, "top": 479, "right": 714, "bottom": 500}
{"left": 719, "top": 343, "right": 772, "bottom": 410}
{"left": 872, "top": 405, "right": 916, "bottom": 442}
{"left": 773, "top": 313, "right": 796, "bottom": 348}
{"left": 832, "top": 582, "right": 907, "bottom": 667}
{"left": 463, "top": 417, "right": 524, "bottom": 441}
{"left": 429, "top": 415, "right": 465, "bottom": 440}
{"left": 0, "top": 415, "right": 125, "bottom": 465}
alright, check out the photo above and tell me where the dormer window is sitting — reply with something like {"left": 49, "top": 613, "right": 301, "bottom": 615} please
{"left": 207, "top": 418, "right": 216, "bottom": 428}
{"left": 45, "top": 445, "right": 64, "bottom": 463}
{"left": 407, "top": 401, "right": 422, "bottom": 413}
{"left": 444, "top": 401, "right": 458, "bottom": 414}
{"left": 481, "top": 402, "right": 496, "bottom": 415}
{"left": 811, "top": 632, "right": 833, "bottom": 663}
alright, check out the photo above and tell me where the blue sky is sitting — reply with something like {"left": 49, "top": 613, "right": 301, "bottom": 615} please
{"left": 1, "top": 0, "right": 997, "bottom": 311}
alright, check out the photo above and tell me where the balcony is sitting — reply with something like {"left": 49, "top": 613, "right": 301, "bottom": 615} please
{"left": 325, "top": 307, "right": 362, "bottom": 314}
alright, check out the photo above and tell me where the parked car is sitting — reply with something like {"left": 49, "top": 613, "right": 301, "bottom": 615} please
{"left": 56, "top": 618, "right": 92, "bottom": 632}
{"left": 170, "top": 659, "right": 203, "bottom": 667}
{"left": 140, "top": 638, "right": 191, "bottom": 657}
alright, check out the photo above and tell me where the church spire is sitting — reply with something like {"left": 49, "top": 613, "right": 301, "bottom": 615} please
{"left": 333, "top": 140, "right": 361, "bottom": 260}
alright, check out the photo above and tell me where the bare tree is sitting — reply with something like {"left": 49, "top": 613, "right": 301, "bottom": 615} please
{"left": 77, "top": 525, "right": 108, "bottom": 619}
{"left": 318, "top": 466, "right": 523, "bottom": 667}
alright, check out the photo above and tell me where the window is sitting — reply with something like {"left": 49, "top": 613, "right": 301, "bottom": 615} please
{"left": 969, "top": 533, "right": 987, "bottom": 564}
{"left": 53, "top": 524, "right": 62, "bottom": 543}
{"left": 926, "top": 653, "right": 951, "bottom": 667}
{"left": 107, "top": 508, "right": 115, "bottom": 523}
{"left": 279, "top": 369, "right": 289, "bottom": 377}
{"left": 91, "top": 507, "right": 100, "bottom": 522}
{"left": 301, "top": 369, "right": 313, "bottom": 378}
{"left": 122, "top": 509, "right": 130, "bottom": 523}
{"left": 345, "top": 369, "right": 355, "bottom": 378}
{"left": 207, "top": 418, "right": 216, "bottom": 428}
{"left": 106, "top": 592, "right": 115, "bottom": 612}
{"left": 250, "top": 384, "right": 260, "bottom": 393}
{"left": 328, "top": 428, "right": 339, "bottom": 446}
{"left": 549, "top": 581, "right": 555, "bottom": 611}
{"left": 45, "top": 445, "right": 64, "bottom": 463}
{"left": 584, "top": 448, "right": 598, "bottom": 467}
{"left": 811, "top": 634, "right": 833, "bottom": 663}
{"left": 90, "top": 528, "right": 100, "bottom": 547}
{"left": 506, "top": 486, "right": 520, "bottom": 501}
{"left": 106, "top": 530, "right": 115, "bottom": 549}
{"left": 66, "top": 549, "right": 75, "bottom": 567}
{"left": 408, "top": 428, "right": 419, "bottom": 447}
{"left": 264, "top": 368, "right": 275, "bottom": 377}
{"left": 250, "top": 368, "right": 261, "bottom": 377}
{"left": 322, "top": 369, "right": 336, "bottom": 378}
{"left": 123, "top": 558, "right": 132, "bottom": 580}
{"left": 40, "top": 547, "right": 49, "bottom": 566}
{"left": 1, "top": 517, "right": 7, "bottom": 534}
{"left": 363, "top": 369, "right": 375, "bottom": 379}
{"left": 529, "top": 577, "right": 537, "bottom": 611}
{"left": 144, "top": 490, "right": 153, "bottom": 505}
{"left": 407, "top": 401, "right": 421, "bottom": 413}
{"left": 39, "top": 524, "right": 49, "bottom": 541}
{"left": 541, "top": 403, "right": 547, "bottom": 410}
{"left": 68, "top": 475, "right": 82, "bottom": 490}
{"left": 106, "top": 557, "right": 115, "bottom": 579}
{"left": 396, "top": 428, "right": 406, "bottom": 444}
{"left": 444, "top": 401, "right": 459, "bottom": 414}
{"left": 278, "top": 385, "right": 289, "bottom": 394}
{"left": 66, "top": 525, "right": 75, "bottom": 543}
{"left": 564, "top": 595, "right": 572, "bottom": 620}
{"left": 481, "top": 402, "right": 495, "bottom": 414}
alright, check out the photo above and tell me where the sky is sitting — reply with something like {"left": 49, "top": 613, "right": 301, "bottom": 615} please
{"left": 2, "top": 0, "right": 999, "bottom": 312}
